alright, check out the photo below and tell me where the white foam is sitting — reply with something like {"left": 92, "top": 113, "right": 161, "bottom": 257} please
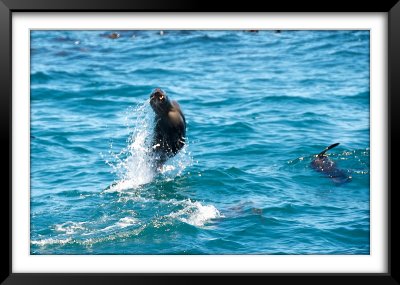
{"left": 31, "top": 237, "right": 72, "bottom": 246}
{"left": 100, "top": 216, "right": 139, "bottom": 232}
{"left": 169, "top": 199, "right": 222, "bottom": 227}
{"left": 116, "top": 217, "right": 138, "bottom": 228}
{"left": 103, "top": 180, "right": 137, "bottom": 193}
{"left": 31, "top": 225, "right": 146, "bottom": 247}
{"left": 54, "top": 221, "right": 86, "bottom": 235}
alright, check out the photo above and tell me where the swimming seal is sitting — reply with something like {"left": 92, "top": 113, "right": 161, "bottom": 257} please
{"left": 149, "top": 88, "right": 186, "bottom": 169}
{"left": 100, "top": 32, "right": 120, "bottom": 39}
{"left": 310, "top": 143, "right": 352, "bottom": 184}
{"left": 108, "top": 33, "right": 120, "bottom": 39}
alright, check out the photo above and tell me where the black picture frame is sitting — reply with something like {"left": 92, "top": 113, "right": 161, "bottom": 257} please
{"left": 1, "top": 0, "right": 399, "bottom": 284}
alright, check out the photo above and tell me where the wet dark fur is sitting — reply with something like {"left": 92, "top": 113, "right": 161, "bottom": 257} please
{"left": 149, "top": 88, "right": 186, "bottom": 169}
{"left": 310, "top": 143, "right": 352, "bottom": 184}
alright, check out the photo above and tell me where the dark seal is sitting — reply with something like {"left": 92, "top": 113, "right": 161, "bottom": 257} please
{"left": 310, "top": 143, "right": 352, "bottom": 184}
{"left": 149, "top": 88, "right": 186, "bottom": 169}
{"left": 108, "top": 33, "right": 120, "bottom": 39}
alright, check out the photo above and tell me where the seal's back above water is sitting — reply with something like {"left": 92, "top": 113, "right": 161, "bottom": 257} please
{"left": 149, "top": 88, "right": 186, "bottom": 169}
{"left": 310, "top": 143, "right": 352, "bottom": 184}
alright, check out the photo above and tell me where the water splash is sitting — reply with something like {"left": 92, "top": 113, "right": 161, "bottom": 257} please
{"left": 102, "top": 101, "right": 154, "bottom": 191}
{"left": 168, "top": 199, "right": 223, "bottom": 227}
{"left": 103, "top": 100, "right": 192, "bottom": 192}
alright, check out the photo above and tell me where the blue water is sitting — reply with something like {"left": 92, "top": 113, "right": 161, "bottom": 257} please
{"left": 30, "top": 30, "right": 370, "bottom": 255}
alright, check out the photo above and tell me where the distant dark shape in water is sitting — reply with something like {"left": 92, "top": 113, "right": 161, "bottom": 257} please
{"left": 102, "top": 32, "right": 120, "bottom": 39}
{"left": 55, "top": 50, "right": 69, "bottom": 57}
{"left": 310, "top": 143, "right": 352, "bottom": 184}
{"left": 251, "top": 208, "right": 263, "bottom": 215}
{"left": 246, "top": 30, "right": 259, "bottom": 33}
{"left": 79, "top": 47, "right": 89, "bottom": 53}
{"left": 53, "top": 36, "right": 75, "bottom": 43}
{"left": 149, "top": 88, "right": 186, "bottom": 170}
{"left": 177, "top": 30, "right": 193, "bottom": 35}
{"left": 109, "top": 33, "right": 120, "bottom": 39}
{"left": 275, "top": 30, "right": 281, "bottom": 33}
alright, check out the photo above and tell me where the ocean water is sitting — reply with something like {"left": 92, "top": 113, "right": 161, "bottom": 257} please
{"left": 30, "top": 30, "right": 370, "bottom": 255}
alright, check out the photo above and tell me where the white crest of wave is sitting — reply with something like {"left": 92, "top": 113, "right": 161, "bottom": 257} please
{"left": 103, "top": 100, "right": 192, "bottom": 192}
{"left": 100, "top": 216, "right": 139, "bottom": 232}
{"left": 169, "top": 199, "right": 222, "bottom": 227}
{"left": 31, "top": 237, "right": 73, "bottom": 246}
{"left": 116, "top": 217, "right": 138, "bottom": 228}
{"left": 55, "top": 221, "right": 86, "bottom": 235}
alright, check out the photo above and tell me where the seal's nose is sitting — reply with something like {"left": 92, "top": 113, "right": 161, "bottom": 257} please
{"left": 154, "top": 88, "right": 163, "bottom": 96}
{"left": 150, "top": 88, "right": 165, "bottom": 100}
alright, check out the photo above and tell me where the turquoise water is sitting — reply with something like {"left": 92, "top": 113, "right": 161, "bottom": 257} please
{"left": 30, "top": 30, "right": 370, "bottom": 254}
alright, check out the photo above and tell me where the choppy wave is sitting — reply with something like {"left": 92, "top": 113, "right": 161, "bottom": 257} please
{"left": 31, "top": 30, "right": 370, "bottom": 254}
{"left": 31, "top": 198, "right": 222, "bottom": 250}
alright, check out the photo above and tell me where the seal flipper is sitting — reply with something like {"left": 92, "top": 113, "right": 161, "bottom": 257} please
{"left": 317, "top": 143, "right": 340, "bottom": 158}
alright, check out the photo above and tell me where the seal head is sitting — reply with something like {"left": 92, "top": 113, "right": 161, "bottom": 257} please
{"left": 150, "top": 88, "right": 172, "bottom": 115}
